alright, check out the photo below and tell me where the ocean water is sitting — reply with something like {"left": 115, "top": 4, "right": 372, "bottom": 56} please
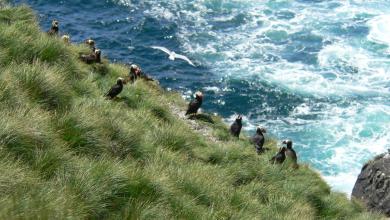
{"left": 14, "top": 0, "right": 390, "bottom": 195}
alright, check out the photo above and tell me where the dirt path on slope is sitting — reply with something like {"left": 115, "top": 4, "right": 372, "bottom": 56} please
{"left": 168, "top": 103, "right": 222, "bottom": 144}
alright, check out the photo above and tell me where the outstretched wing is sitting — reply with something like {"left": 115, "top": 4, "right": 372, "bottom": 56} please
{"left": 151, "top": 46, "right": 171, "bottom": 55}
{"left": 175, "top": 54, "right": 195, "bottom": 66}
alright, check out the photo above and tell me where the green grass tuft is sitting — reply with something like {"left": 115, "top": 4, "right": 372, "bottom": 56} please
{"left": 0, "top": 3, "right": 384, "bottom": 220}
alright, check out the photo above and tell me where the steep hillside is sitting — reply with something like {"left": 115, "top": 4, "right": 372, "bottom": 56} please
{"left": 0, "top": 2, "right": 384, "bottom": 219}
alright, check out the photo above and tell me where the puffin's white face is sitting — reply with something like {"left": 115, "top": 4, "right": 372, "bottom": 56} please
{"left": 52, "top": 20, "right": 59, "bottom": 27}
{"left": 62, "top": 35, "right": 70, "bottom": 42}
{"left": 87, "top": 39, "right": 94, "bottom": 45}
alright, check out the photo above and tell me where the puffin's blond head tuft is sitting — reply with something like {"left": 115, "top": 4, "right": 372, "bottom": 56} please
{"left": 195, "top": 91, "right": 203, "bottom": 98}
{"left": 117, "top": 77, "right": 125, "bottom": 84}
{"left": 130, "top": 64, "right": 139, "bottom": 71}
{"left": 61, "top": 35, "right": 70, "bottom": 43}
{"left": 86, "top": 39, "right": 95, "bottom": 46}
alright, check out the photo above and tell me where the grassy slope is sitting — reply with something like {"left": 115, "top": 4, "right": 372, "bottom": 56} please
{"left": 0, "top": 3, "right": 383, "bottom": 220}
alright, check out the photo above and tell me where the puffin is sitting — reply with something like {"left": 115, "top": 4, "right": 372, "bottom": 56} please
{"left": 270, "top": 147, "right": 287, "bottom": 165}
{"left": 47, "top": 20, "right": 59, "bottom": 36}
{"left": 61, "top": 35, "right": 70, "bottom": 44}
{"left": 283, "top": 140, "right": 299, "bottom": 169}
{"left": 105, "top": 78, "right": 124, "bottom": 99}
{"left": 250, "top": 127, "right": 267, "bottom": 154}
{"left": 85, "top": 38, "right": 96, "bottom": 52}
{"left": 127, "top": 64, "right": 154, "bottom": 83}
{"left": 128, "top": 64, "right": 141, "bottom": 83}
{"left": 185, "top": 91, "right": 203, "bottom": 116}
{"left": 230, "top": 115, "right": 243, "bottom": 138}
{"left": 80, "top": 49, "right": 101, "bottom": 64}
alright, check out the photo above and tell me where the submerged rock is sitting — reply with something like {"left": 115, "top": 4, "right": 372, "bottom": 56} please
{"left": 352, "top": 150, "right": 390, "bottom": 216}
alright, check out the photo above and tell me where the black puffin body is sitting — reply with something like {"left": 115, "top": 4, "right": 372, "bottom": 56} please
{"left": 230, "top": 115, "right": 242, "bottom": 137}
{"left": 270, "top": 147, "right": 287, "bottom": 164}
{"left": 284, "top": 140, "right": 299, "bottom": 169}
{"left": 129, "top": 64, "right": 140, "bottom": 83}
{"left": 251, "top": 127, "right": 267, "bottom": 154}
{"left": 80, "top": 49, "right": 101, "bottom": 64}
{"left": 186, "top": 92, "right": 203, "bottom": 115}
{"left": 47, "top": 20, "right": 59, "bottom": 36}
{"left": 105, "top": 78, "right": 124, "bottom": 99}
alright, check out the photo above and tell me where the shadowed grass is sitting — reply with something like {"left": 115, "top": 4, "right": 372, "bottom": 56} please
{"left": 7, "top": 61, "right": 73, "bottom": 110}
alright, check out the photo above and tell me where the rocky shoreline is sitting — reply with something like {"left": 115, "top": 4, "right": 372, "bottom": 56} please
{"left": 353, "top": 150, "right": 390, "bottom": 216}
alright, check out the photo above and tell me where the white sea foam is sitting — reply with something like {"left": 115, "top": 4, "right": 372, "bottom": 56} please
{"left": 323, "top": 172, "right": 361, "bottom": 195}
{"left": 292, "top": 103, "right": 311, "bottom": 116}
{"left": 203, "top": 86, "right": 220, "bottom": 93}
{"left": 318, "top": 44, "right": 369, "bottom": 70}
{"left": 368, "top": 15, "right": 390, "bottom": 46}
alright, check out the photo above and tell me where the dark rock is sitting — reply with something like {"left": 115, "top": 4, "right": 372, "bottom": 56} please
{"left": 352, "top": 151, "right": 390, "bottom": 216}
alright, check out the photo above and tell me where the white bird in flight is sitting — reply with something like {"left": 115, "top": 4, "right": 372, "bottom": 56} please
{"left": 151, "top": 46, "right": 195, "bottom": 66}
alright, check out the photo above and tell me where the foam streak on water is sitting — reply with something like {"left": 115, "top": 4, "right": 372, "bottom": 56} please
{"left": 16, "top": 0, "right": 390, "bottom": 194}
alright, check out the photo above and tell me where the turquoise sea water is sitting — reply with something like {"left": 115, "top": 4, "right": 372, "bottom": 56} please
{"left": 14, "top": 0, "right": 390, "bottom": 194}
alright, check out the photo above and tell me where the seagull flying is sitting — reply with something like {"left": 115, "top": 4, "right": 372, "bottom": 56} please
{"left": 151, "top": 46, "right": 195, "bottom": 66}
